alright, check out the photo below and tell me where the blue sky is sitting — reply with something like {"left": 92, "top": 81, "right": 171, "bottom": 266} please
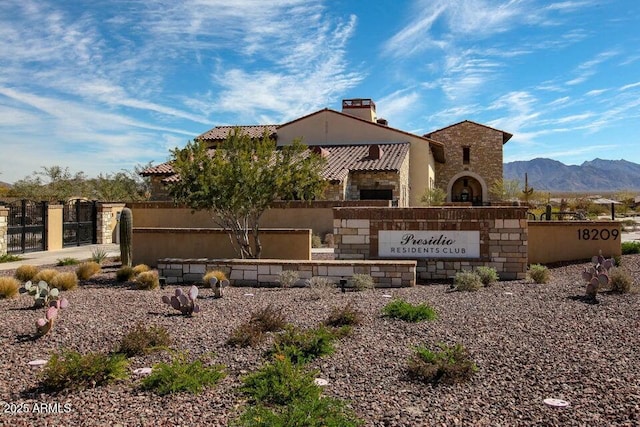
{"left": 1, "top": 0, "right": 639, "bottom": 183}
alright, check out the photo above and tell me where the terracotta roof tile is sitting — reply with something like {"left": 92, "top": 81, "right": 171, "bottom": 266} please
{"left": 142, "top": 143, "right": 410, "bottom": 185}
{"left": 197, "top": 125, "right": 277, "bottom": 141}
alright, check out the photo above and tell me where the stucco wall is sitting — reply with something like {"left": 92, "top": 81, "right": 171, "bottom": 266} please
{"left": 528, "top": 221, "right": 621, "bottom": 264}
{"left": 132, "top": 228, "right": 312, "bottom": 267}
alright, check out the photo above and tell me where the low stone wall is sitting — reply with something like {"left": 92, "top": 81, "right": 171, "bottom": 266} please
{"left": 157, "top": 258, "right": 417, "bottom": 287}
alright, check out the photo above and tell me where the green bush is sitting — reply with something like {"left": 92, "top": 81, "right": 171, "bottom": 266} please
{"left": 90, "top": 247, "right": 109, "bottom": 264}
{"left": 622, "top": 241, "right": 640, "bottom": 255}
{"left": 349, "top": 273, "right": 374, "bottom": 291}
{"left": 609, "top": 269, "right": 633, "bottom": 293}
{"left": 271, "top": 325, "right": 337, "bottom": 365}
{"left": 311, "top": 234, "right": 323, "bottom": 248}
{"left": 382, "top": 299, "right": 437, "bottom": 322}
{"left": 118, "top": 323, "right": 172, "bottom": 357}
{"left": 475, "top": 266, "right": 499, "bottom": 286}
{"left": 241, "top": 355, "right": 321, "bottom": 405}
{"left": 407, "top": 343, "right": 477, "bottom": 385}
{"left": 453, "top": 271, "right": 483, "bottom": 291}
{"left": 41, "top": 350, "right": 129, "bottom": 391}
{"left": 141, "top": 352, "right": 226, "bottom": 395}
{"left": 234, "top": 395, "right": 362, "bottom": 427}
{"left": 0, "top": 253, "right": 22, "bottom": 263}
{"left": 528, "top": 264, "right": 550, "bottom": 284}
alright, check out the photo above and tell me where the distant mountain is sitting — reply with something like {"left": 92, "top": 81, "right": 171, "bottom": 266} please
{"left": 504, "top": 158, "right": 640, "bottom": 192}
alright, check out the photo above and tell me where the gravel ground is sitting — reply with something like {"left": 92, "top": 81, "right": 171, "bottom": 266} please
{"left": 1, "top": 256, "right": 639, "bottom": 426}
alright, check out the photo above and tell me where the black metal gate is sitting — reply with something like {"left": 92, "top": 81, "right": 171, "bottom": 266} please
{"left": 3, "top": 200, "right": 47, "bottom": 254}
{"left": 62, "top": 199, "right": 97, "bottom": 247}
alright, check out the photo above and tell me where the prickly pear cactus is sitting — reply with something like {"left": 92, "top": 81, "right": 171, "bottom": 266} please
{"left": 581, "top": 253, "right": 615, "bottom": 303}
{"left": 21, "top": 281, "right": 61, "bottom": 308}
{"left": 119, "top": 207, "right": 133, "bottom": 267}
{"left": 162, "top": 286, "right": 200, "bottom": 316}
{"left": 209, "top": 277, "right": 230, "bottom": 299}
{"left": 35, "top": 298, "right": 69, "bottom": 336}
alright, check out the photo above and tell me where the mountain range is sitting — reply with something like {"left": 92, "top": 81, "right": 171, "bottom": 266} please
{"left": 503, "top": 158, "right": 640, "bottom": 192}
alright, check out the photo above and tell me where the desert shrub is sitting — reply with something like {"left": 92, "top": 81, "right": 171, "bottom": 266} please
{"left": 32, "top": 269, "right": 58, "bottom": 284}
{"left": 234, "top": 396, "right": 362, "bottom": 427}
{"left": 311, "top": 234, "right": 323, "bottom": 248}
{"left": 135, "top": 271, "right": 159, "bottom": 290}
{"left": 475, "top": 266, "right": 499, "bottom": 286}
{"left": 50, "top": 272, "right": 78, "bottom": 291}
{"left": 453, "top": 271, "right": 483, "bottom": 291}
{"left": 407, "top": 342, "right": 477, "bottom": 385}
{"left": 241, "top": 355, "right": 321, "bottom": 405}
{"left": 41, "top": 350, "right": 129, "bottom": 391}
{"left": 349, "top": 273, "right": 374, "bottom": 291}
{"left": 132, "top": 264, "right": 151, "bottom": 275}
{"left": 528, "top": 264, "right": 550, "bottom": 284}
{"left": 382, "top": 299, "right": 437, "bottom": 322}
{"left": 228, "top": 305, "right": 287, "bottom": 348}
{"left": 251, "top": 304, "right": 287, "bottom": 332}
{"left": 324, "top": 233, "right": 335, "bottom": 248}
{"left": 306, "top": 276, "right": 335, "bottom": 299}
{"left": 57, "top": 257, "right": 79, "bottom": 266}
{"left": 277, "top": 270, "right": 299, "bottom": 288}
{"left": 118, "top": 323, "right": 172, "bottom": 357}
{"left": 609, "top": 269, "right": 633, "bottom": 293}
{"left": 90, "top": 247, "right": 109, "bottom": 264}
{"left": 0, "top": 253, "right": 22, "bottom": 263}
{"left": 75, "top": 261, "right": 102, "bottom": 280}
{"left": 141, "top": 352, "right": 225, "bottom": 395}
{"left": 227, "top": 322, "right": 266, "bottom": 348}
{"left": 0, "top": 277, "right": 20, "bottom": 299}
{"left": 116, "top": 266, "right": 135, "bottom": 282}
{"left": 271, "top": 325, "right": 338, "bottom": 365}
{"left": 622, "top": 241, "right": 640, "bottom": 255}
{"left": 14, "top": 264, "right": 39, "bottom": 282}
{"left": 203, "top": 270, "right": 228, "bottom": 284}
{"left": 323, "top": 303, "right": 362, "bottom": 328}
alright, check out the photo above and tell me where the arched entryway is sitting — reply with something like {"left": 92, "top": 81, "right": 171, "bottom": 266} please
{"left": 446, "top": 172, "right": 487, "bottom": 206}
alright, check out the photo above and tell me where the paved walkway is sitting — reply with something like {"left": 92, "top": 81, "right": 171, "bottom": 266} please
{"left": 0, "top": 244, "right": 120, "bottom": 271}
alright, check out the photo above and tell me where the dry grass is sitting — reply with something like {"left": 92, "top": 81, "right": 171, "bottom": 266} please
{"left": 0, "top": 277, "right": 21, "bottom": 299}
{"left": 50, "top": 272, "right": 79, "bottom": 291}
{"left": 14, "top": 264, "right": 39, "bottom": 282}
{"left": 32, "top": 268, "right": 59, "bottom": 284}
{"left": 76, "top": 262, "right": 102, "bottom": 281}
{"left": 136, "top": 271, "right": 159, "bottom": 290}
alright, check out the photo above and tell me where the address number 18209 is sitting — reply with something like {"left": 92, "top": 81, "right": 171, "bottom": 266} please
{"left": 577, "top": 228, "right": 619, "bottom": 241}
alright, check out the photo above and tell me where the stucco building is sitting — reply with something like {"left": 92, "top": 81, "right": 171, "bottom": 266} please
{"left": 142, "top": 98, "right": 512, "bottom": 206}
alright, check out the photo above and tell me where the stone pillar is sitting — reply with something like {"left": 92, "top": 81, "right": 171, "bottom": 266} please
{"left": 0, "top": 207, "right": 8, "bottom": 255}
{"left": 96, "top": 203, "right": 126, "bottom": 244}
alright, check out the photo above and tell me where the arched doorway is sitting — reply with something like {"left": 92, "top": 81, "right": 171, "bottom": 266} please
{"left": 448, "top": 174, "right": 485, "bottom": 205}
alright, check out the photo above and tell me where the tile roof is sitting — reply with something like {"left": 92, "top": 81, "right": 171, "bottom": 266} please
{"left": 318, "top": 143, "right": 410, "bottom": 181}
{"left": 140, "top": 142, "right": 410, "bottom": 184}
{"left": 197, "top": 125, "right": 278, "bottom": 142}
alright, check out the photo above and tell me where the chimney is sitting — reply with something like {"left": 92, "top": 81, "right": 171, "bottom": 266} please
{"left": 342, "top": 98, "right": 377, "bottom": 122}
{"left": 311, "top": 146, "right": 330, "bottom": 157}
{"left": 368, "top": 144, "right": 383, "bottom": 160}
{"left": 376, "top": 118, "right": 388, "bottom": 126}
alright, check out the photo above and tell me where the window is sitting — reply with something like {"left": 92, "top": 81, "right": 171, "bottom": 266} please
{"left": 360, "top": 189, "right": 393, "bottom": 200}
{"left": 463, "top": 147, "right": 470, "bottom": 164}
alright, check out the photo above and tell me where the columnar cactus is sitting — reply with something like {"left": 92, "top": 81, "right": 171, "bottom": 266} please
{"left": 119, "top": 207, "right": 133, "bottom": 267}
{"left": 162, "top": 286, "right": 200, "bottom": 316}
{"left": 21, "top": 281, "right": 61, "bottom": 308}
{"left": 581, "top": 253, "right": 615, "bottom": 303}
{"left": 36, "top": 298, "right": 69, "bottom": 336}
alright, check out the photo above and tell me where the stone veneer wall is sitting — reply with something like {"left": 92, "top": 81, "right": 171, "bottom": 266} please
{"left": 0, "top": 207, "right": 7, "bottom": 255}
{"left": 157, "top": 258, "right": 417, "bottom": 287}
{"left": 430, "top": 121, "right": 504, "bottom": 203}
{"left": 96, "top": 203, "right": 125, "bottom": 244}
{"left": 333, "top": 207, "right": 528, "bottom": 280}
